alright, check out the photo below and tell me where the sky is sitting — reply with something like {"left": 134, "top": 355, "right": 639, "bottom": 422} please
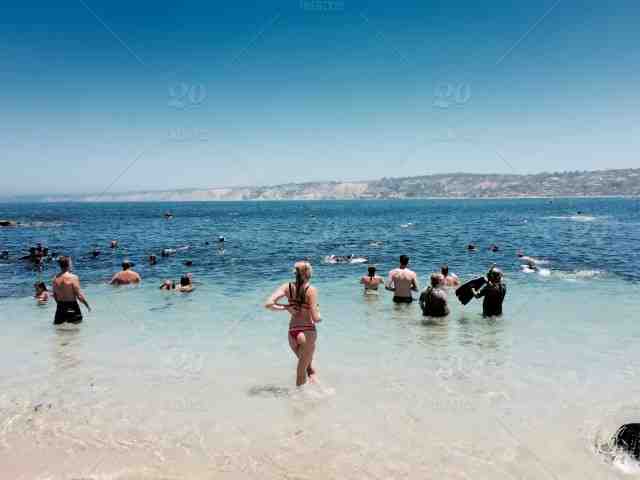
{"left": 2, "top": 0, "right": 640, "bottom": 195}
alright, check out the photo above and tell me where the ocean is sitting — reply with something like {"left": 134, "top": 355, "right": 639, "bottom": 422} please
{"left": 1, "top": 198, "right": 640, "bottom": 479}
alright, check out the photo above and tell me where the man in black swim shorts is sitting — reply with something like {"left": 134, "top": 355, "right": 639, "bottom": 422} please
{"left": 52, "top": 256, "right": 91, "bottom": 325}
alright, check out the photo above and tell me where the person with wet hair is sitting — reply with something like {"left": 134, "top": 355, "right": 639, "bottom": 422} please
{"left": 440, "top": 264, "right": 460, "bottom": 287}
{"left": 360, "top": 265, "right": 383, "bottom": 294}
{"left": 472, "top": 267, "right": 507, "bottom": 317}
{"left": 386, "top": 255, "right": 419, "bottom": 303}
{"left": 34, "top": 282, "right": 49, "bottom": 304}
{"left": 265, "top": 261, "right": 321, "bottom": 386}
{"left": 110, "top": 261, "right": 141, "bottom": 285}
{"left": 419, "top": 273, "right": 450, "bottom": 318}
{"left": 160, "top": 279, "right": 175, "bottom": 290}
{"left": 52, "top": 256, "right": 91, "bottom": 325}
{"left": 176, "top": 275, "right": 194, "bottom": 293}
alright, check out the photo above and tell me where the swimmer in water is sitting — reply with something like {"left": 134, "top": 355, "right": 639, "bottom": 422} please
{"left": 110, "top": 240, "right": 118, "bottom": 249}
{"left": 467, "top": 243, "right": 478, "bottom": 252}
{"left": 176, "top": 275, "right": 194, "bottom": 293}
{"left": 265, "top": 261, "right": 321, "bottom": 386}
{"left": 34, "top": 282, "right": 49, "bottom": 304}
{"left": 110, "top": 261, "right": 141, "bottom": 285}
{"left": 149, "top": 254, "right": 157, "bottom": 265}
{"left": 184, "top": 260, "right": 193, "bottom": 267}
{"left": 0, "top": 250, "right": 8, "bottom": 260}
{"left": 161, "top": 248, "right": 176, "bottom": 257}
{"left": 472, "top": 267, "right": 507, "bottom": 317}
{"left": 440, "top": 264, "right": 460, "bottom": 287}
{"left": 386, "top": 255, "right": 419, "bottom": 303}
{"left": 360, "top": 265, "right": 383, "bottom": 294}
{"left": 91, "top": 249, "right": 101, "bottom": 258}
{"left": 160, "top": 280, "right": 175, "bottom": 290}
{"left": 489, "top": 244, "right": 499, "bottom": 252}
{"left": 419, "top": 273, "right": 449, "bottom": 318}
{"left": 52, "top": 256, "right": 91, "bottom": 325}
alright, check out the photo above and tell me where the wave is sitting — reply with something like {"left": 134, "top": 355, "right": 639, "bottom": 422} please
{"left": 545, "top": 215, "right": 601, "bottom": 222}
{"left": 324, "top": 255, "right": 368, "bottom": 265}
{"left": 554, "top": 269, "right": 605, "bottom": 281}
{"left": 16, "top": 221, "right": 66, "bottom": 228}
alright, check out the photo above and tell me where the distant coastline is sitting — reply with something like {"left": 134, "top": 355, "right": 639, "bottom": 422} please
{"left": 4, "top": 168, "right": 640, "bottom": 203}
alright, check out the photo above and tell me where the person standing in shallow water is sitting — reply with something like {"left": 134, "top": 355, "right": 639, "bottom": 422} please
{"left": 419, "top": 273, "right": 449, "bottom": 318}
{"left": 473, "top": 267, "right": 507, "bottom": 317}
{"left": 265, "top": 261, "right": 321, "bottom": 386}
{"left": 110, "top": 261, "right": 141, "bottom": 285}
{"left": 52, "top": 256, "right": 91, "bottom": 325}
{"left": 386, "top": 255, "right": 419, "bottom": 303}
{"left": 360, "top": 265, "right": 383, "bottom": 294}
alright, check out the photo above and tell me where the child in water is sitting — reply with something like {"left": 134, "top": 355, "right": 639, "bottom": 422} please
{"left": 34, "top": 282, "right": 49, "bottom": 304}
{"left": 265, "top": 261, "right": 321, "bottom": 386}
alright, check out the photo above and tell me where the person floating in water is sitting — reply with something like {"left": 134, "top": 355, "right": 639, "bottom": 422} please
{"left": 467, "top": 243, "right": 478, "bottom": 252}
{"left": 419, "top": 273, "right": 449, "bottom": 318}
{"left": 91, "top": 248, "right": 101, "bottom": 258}
{"left": 110, "top": 240, "right": 119, "bottom": 249}
{"left": 34, "top": 282, "right": 49, "bottom": 304}
{"left": 176, "top": 275, "right": 194, "bottom": 293}
{"left": 360, "top": 265, "right": 383, "bottom": 294}
{"left": 489, "top": 244, "right": 499, "bottom": 252}
{"left": 110, "top": 261, "right": 141, "bottom": 285}
{"left": 265, "top": 261, "right": 321, "bottom": 386}
{"left": 160, "top": 279, "right": 175, "bottom": 290}
{"left": 386, "top": 255, "right": 419, "bottom": 303}
{"left": 52, "top": 256, "right": 91, "bottom": 325}
{"left": 149, "top": 254, "right": 157, "bottom": 265}
{"left": 440, "top": 264, "right": 460, "bottom": 287}
{"left": 472, "top": 267, "right": 507, "bottom": 317}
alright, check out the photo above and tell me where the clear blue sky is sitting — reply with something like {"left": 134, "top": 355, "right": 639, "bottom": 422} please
{"left": 2, "top": 1, "right": 640, "bottom": 195}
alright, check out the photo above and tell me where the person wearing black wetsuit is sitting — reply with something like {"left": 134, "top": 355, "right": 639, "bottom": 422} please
{"left": 419, "top": 273, "right": 450, "bottom": 318}
{"left": 473, "top": 268, "right": 506, "bottom": 317}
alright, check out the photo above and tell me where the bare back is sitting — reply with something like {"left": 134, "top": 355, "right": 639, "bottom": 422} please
{"left": 285, "top": 283, "right": 318, "bottom": 330}
{"left": 111, "top": 270, "right": 141, "bottom": 285}
{"left": 387, "top": 268, "right": 418, "bottom": 297}
{"left": 53, "top": 272, "right": 80, "bottom": 302}
{"left": 361, "top": 275, "right": 383, "bottom": 291}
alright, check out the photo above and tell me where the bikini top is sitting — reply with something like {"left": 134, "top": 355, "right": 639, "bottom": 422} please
{"left": 288, "top": 283, "right": 311, "bottom": 309}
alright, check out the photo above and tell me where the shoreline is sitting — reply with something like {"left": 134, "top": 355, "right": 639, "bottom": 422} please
{"left": 1, "top": 194, "right": 639, "bottom": 204}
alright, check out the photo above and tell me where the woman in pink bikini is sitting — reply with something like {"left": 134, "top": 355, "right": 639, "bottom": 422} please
{"left": 265, "top": 261, "right": 321, "bottom": 386}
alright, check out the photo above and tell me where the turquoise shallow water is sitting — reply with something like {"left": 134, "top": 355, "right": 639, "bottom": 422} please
{"left": 1, "top": 199, "right": 640, "bottom": 478}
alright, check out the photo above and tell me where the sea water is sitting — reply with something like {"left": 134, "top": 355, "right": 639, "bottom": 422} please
{"left": 1, "top": 199, "right": 640, "bottom": 479}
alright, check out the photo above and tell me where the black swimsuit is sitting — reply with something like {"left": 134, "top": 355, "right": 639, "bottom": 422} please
{"left": 54, "top": 301, "right": 83, "bottom": 325}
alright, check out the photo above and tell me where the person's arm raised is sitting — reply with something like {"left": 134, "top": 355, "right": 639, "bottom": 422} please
{"left": 265, "top": 284, "right": 289, "bottom": 312}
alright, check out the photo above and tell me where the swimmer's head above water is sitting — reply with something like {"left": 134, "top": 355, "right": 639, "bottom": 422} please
{"left": 121, "top": 261, "right": 133, "bottom": 270}
{"left": 58, "top": 256, "right": 71, "bottom": 271}
{"left": 430, "top": 273, "right": 445, "bottom": 287}
{"left": 399, "top": 255, "right": 409, "bottom": 267}
{"left": 487, "top": 267, "right": 503, "bottom": 283}
{"left": 368, "top": 265, "right": 376, "bottom": 278}
{"left": 441, "top": 264, "right": 449, "bottom": 276}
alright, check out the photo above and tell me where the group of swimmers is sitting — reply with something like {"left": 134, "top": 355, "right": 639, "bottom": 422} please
{"left": 359, "top": 255, "right": 506, "bottom": 318}
{"left": 264, "top": 256, "right": 508, "bottom": 386}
